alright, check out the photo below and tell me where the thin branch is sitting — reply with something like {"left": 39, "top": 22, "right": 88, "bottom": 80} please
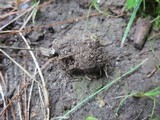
{"left": 0, "top": 71, "right": 6, "bottom": 87}
{"left": 0, "top": 82, "right": 6, "bottom": 108}
{"left": 17, "top": 85, "right": 23, "bottom": 120}
{"left": 23, "top": 57, "right": 28, "bottom": 120}
{"left": 0, "top": 6, "right": 34, "bottom": 31}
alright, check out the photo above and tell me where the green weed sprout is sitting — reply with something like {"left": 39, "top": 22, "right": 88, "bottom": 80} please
{"left": 58, "top": 58, "right": 147, "bottom": 120}
{"left": 116, "top": 86, "right": 160, "bottom": 119}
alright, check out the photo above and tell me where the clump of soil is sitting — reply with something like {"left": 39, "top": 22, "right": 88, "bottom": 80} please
{"left": 78, "top": 0, "right": 91, "bottom": 9}
{"left": 52, "top": 35, "right": 111, "bottom": 78}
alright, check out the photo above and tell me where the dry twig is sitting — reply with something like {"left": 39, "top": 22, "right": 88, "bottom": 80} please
{"left": 23, "top": 58, "right": 29, "bottom": 120}
{"left": 0, "top": 72, "right": 6, "bottom": 87}
{"left": 147, "top": 67, "right": 157, "bottom": 78}
{"left": 17, "top": 85, "right": 23, "bottom": 120}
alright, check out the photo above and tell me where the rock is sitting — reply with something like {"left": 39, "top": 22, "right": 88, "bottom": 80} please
{"left": 134, "top": 17, "right": 152, "bottom": 50}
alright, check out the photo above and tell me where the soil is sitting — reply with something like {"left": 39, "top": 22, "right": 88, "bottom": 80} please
{"left": 0, "top": 0, "right": 160, "bottom": 120}
{"left": 52, "top": 33, "right": 111, "bottom": 79}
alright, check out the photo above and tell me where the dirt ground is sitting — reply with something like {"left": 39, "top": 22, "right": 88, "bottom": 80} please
{"left": 0, "top": 0, "right": 160, "bottom": 120}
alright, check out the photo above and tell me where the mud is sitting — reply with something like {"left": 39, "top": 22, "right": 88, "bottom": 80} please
{"left": 53, "top": 34, "right": 111, "bottom": 79}
{"left": 0, "top": 0, "right": 160, "bottom": 120}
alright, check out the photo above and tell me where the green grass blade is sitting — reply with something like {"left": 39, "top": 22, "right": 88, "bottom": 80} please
{"left": 149, "top": 96, "right": 160, "bottom": 105}
{"left": 59, "top": 58, "right": 148, "bottom": 120}
{"left": 85, "top": 116, "right": 98, "bottom": 120}
{"left": 147, "top": 97, "right": 160, "bottom": 119}
{"left": 151, "top": 99, "right": 156, "bottom": 119}
{"left": 32, "top": 0, "right": 40, "bottom": 24}
{"left": 116, "top": 92, "right": 138, "bottom": 116}
{"left": 121, "top": 0, "right": 142, "bottom": 48}
{"left": 127, "top": 0, "right": 136, "bottom": 9}
{"left": 91, "top": 0, "right": 104, "bottom": 14}
{"left": 144, "top": 91, "right": 160, "bottom": 97}
{"left": 149, "top": 86, "right": 160, "bottom": 93}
